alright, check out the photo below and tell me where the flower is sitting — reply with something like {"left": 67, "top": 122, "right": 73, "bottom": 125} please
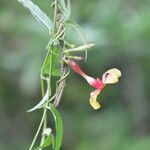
{"left": 67, "top": 59, "right": 121, "bottom": 110}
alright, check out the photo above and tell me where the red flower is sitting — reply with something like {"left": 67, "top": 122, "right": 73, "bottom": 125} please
{"left": 67, "top": 59, "right": 121, "bottom": 110}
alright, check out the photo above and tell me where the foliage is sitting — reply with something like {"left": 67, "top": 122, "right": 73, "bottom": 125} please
{"left": 17, "top": 0, "right": 91, "bottom": 149}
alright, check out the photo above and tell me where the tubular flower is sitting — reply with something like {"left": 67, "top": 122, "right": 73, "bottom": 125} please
{"left": 67, "top": 59, "right": 121, "bottom": 110}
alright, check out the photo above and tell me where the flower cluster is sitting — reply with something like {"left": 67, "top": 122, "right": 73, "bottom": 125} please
{"left": 67, "top": 59, "right": 121, "bottom": 110}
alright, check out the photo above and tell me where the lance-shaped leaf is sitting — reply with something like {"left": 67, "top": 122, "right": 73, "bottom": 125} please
{"left": 27, "top": 79, "right": 49, "bottom": 112}
{"left": 47, "top": 104, "right": 63, "bottom": 150}
{"left": 51, "top": 46, "right": 61, "bottom": 77}
{"left": 17, "top": 0, "right": 52, "bottom": 32}
{"left": 43, "top": 46, "right": 61, "bottom": 77}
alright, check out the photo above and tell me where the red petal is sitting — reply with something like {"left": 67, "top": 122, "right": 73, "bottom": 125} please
{"left": 68, "top": 60, "right": 104, "bottom": 90}
{"left": 68, "top": 59, "right": 86, "bottom": 77}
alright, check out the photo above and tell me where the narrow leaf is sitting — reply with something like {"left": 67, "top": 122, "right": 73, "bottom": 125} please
{"left": 51, "top": 45, "right": 61, "bottom": 77}
{"left": 47, "top": 104, "right": 63, "bottom": 150}
{"left": 42, "top": 51, "right": 52, "bottom": 76}
{"left": 27, "top": 79, "right": 49, "bottom": 112}
{"left": 17, "top": 0, "right": 52, "bottom": 32}
{"left": 43, "top": 46, "right": 61, "bottom": 77}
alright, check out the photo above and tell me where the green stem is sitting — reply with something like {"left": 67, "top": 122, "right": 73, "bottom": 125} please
{"left": 30, "top": 0, "right": 64, "bottom": 149}
{"left": 39, "top": 109, "right": 48, "bottom": 149}
{"left": 40, "top": 47, "right": 53, "bottom": 147}
{"left": 53, "top": 0, "right": 58, "bottom": 33}
{"left": 29, "top": 109, "right": 47, "bottom": 150}
{"left": 38, "top": 0, "right": 58, "bottom": 147}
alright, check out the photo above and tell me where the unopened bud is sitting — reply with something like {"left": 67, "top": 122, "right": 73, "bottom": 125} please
{"left": 64, "top": 43, "right": 95, "bottom": 53}
{"left": 67, "top": 56, "right": 85, "bottom": 61}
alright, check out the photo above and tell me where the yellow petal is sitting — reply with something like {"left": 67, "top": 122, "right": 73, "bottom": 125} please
{"left": 89, "top": 90, "right": 101, "bottom": 110}
{"left": 102, "top": 68, "right": 121, "bottom": 84}
{"left": 89, "top": 97, "right": 101, "bottom": 110}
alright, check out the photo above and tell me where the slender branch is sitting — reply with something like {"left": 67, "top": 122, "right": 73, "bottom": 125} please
{"left": 53, "top": 3, "right": 68, "bottom": 107}
{"left": 52, "top": 0, "right": 58, "bottom": 33}
{"left": 29, "top": 1, "right": 68, "bottom": 149}
{"left": 53, "top": 65, "right": 67, "bottom": 106}
{"left": 39, "top": 108, "right": 47, "bottom": 149}
{"left": 38, "top": 0, "right": 59, "bottom": 146}
{"left": 40, "top": 47, "right": 53, "bottom": 148}
{"left": 29, "top": 109, "right": 47, "bottom": 150}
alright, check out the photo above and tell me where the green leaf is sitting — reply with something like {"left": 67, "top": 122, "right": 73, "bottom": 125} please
{"left": 27, "top": 79, "right": 49, "bottom": 112}
{"left": 52, "top": 45, "right": 61, "bottom": 77}
{"left": 47, "top": 104, "right": 63, "bottom": 150}
{"left": 17, "top": 0, "right": 52, "bottom": 32}
{"left": 42, "top": 51, "right": 52, "bottom": 76}
{"left": 43, "top": 45, "right": 61, "bottom": 77}
{"left": 34, "top": 134, "right": 55, "bottom": 150}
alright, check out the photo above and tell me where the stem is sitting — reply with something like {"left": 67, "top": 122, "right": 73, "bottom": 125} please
{"left": 29, "top": 0, "right": 67, "bottom": 149}
{"left": 39, "top": 109, "right": 47, "bottom": 149}
{"left": 29, "top": 109, "right": 47, "bottom": 150}
{"left": 53, "top": 0, "right": 58, "bottom": 33}
{"left": 53, "top": 2, "right": 67, "bottom": 107}
{"left": 39, "top": 1, "right": 58, "bottom": 147}
{"left": 40, "top": 47, "right": 52, "bottom": 147}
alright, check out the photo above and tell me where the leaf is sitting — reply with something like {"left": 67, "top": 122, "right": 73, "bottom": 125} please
{"left": 17, "top": 0, "right": 52, "bottom": 32}
{"left": 43, "top": 45, "right": 61, "bottom": 77}
{"left": 47, "top": 104, "right": 63, "bottom": 150}
{"left": 62, "top": 0, "right": 71, "bottom": 21}
{"left": 34, "top": 134, "right": 55, "bottom": 150}
{"left": 52, "top": 45, "right": 61, "bottom": 77}
{"left": 27, "top": 79, "right": 49, "bottom": 112}
{"left": 42, "top": 51, "right": 52, "bottom": 76}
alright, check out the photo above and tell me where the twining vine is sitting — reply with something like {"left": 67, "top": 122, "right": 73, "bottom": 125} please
{"left": 17, "top": 0, "right": 121, "bottom": 150}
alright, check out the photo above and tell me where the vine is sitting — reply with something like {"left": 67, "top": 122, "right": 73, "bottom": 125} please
{"left": 17, "top": 0, "right": 121, "bottom": 149}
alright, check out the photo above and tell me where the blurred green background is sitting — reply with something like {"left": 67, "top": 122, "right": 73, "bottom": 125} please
{"left": 0, "top": 0, "right": 150, "bottom": 150}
